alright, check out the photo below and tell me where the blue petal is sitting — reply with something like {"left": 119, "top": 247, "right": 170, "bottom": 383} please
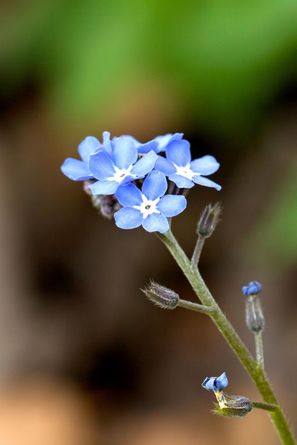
{"left": 193, "top": 175, "right": 221, "bottom": 191}
{"left": 155, "top": 156, "right": 175, "bottom": 175}
{"left": 112, "top": 137, "right": 138, "bottom": 169}
{"left": 78, "top": 136, "right": 101, "bottom": 162}
{"left": 142, "top": 214, "right": 169, "bottom": 233}
{"left": 157, "top": 195, "right": 187, "bottom": 217}
{"left": 137, "top": 140, "right": 160, "bottom": 154}
{"left": 166, "top": 139, "right": 191, "bottom": 166}
{"left": 116, "top": 183, "right": 142, "bottom": 207}
{"left": 202, "top": 377, "right": 216, "bottom": 391}
{"left": 88, "top": 180, "right": 118, "bottom": 195}
{"left": 120, "top": 175, "right": 137, "bottom": 186}
{"left": 142, "top": 171, "right": 167, "bottom": 200}
{"left": 168, "top": 174, "right": 194, "bottom": 189}
{"left": 114, "top": 134, "right": 138, "bottom": 144}
{"left": 190, "top": 155, "right": 220, "bottom": 175}
{"left": 215, "top": 372, "right": 228, "bottom": 390}
{"left": 89, "top": 151, "right": 115, "bottom": 180}
{"left": 154, "top": 133, "right": 184, "bottom": 152}
{"left": 242, "top": 281, "right": 262, "bottom": 296}
{"left": 102, "top": 131, "right": 112, "bottom": 154}
{"left": 114, "top": 207, "right": 142, "bottom": 229}
{"left": 131, "top": 151, "right": 158, "bottom": 177}
{"left": 61, "top": 158, "right": 93, "bottom": 181}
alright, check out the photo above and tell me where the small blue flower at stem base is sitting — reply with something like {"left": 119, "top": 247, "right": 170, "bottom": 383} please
{"left": 61, "top": 132, "right": 111, "bottom": 181}
{"left": 202, "top": 372, "right": 228, "bottom": 392}
{"left": 88, "top": 137, "right": 158, "bottom": 195}
{"left": 155, "top": 139, "right": 221, "bottom": 190}
{"left": 242, "top": 281, "right": 262, "bottom": 296}
{"left": 114, "top": 171, "right": 187, "bottom": 233}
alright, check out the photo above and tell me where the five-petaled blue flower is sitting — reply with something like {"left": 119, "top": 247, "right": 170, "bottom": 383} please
{"left": 155, "top": 139, "right": 221, "bottom": 190}
{"left": 61, "top": 133, "right": 110, "bottom": 181}
{"left": 202, "top": 372, "right": 228, "bottom": 392}
{"left": 242, "top": 281, "right": 262, "bottom": 296}
{"left": 114, "top": 171, "right": 187, "bottom": 233}
{"left": 87, "top": 140, "right": 158, "bottom": 196}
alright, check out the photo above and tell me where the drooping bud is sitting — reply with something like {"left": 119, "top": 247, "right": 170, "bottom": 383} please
{"left": 197, "top": 202, "right": 222, "bottom": 238}
{"left": 242, "top": 281, "right": 264, "bottom": 333}
{"left": 142, "top": 282, "right": 179, "bottom": 310}
{"left": 83, "top": 181, "right": 121, "bottom": 220}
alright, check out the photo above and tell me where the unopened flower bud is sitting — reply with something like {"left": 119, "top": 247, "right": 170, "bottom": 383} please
{"left": 197, "top": 202, "right": 222, "bottom": 238}
{"left": 142, "top": 282, "right": 179, "bottom": 310}
{"left": 245, "top": 295, "right": 265, "bottom": 333}
{"left": 242, "top": 281, "right": 264, "bottom": 333}
{"left": 83, "top": 182, "right": 121, "bottom": 220}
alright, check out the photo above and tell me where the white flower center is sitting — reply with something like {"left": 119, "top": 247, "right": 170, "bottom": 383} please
{"left": 134, "top": 194, "right": 160, "bottom": 219}
{"left": 174, "top": 163, "right": 195, "bottom": 180}
{"left": 107, "top": 164, "right": 135, "bottom": 183}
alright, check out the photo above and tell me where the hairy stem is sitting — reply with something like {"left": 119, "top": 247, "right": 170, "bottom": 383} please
{"left": 158, "top": 230, "right": 296, "bottom": 445}
{"left": 178, "top": 299, "right": 216, "bottom": 315}
{"left": 255, "top": 332, "right": 265, "bottom": 368}
{"left": 191, "top": 235, "right": 205, "bottom": 265}
{"left": 252, "top": 401, "right": 278, "bottom": 412}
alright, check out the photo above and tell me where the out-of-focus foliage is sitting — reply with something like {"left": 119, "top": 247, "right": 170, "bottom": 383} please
{"left": 249, "top": 163, "right": 297, "bottom": 270}
{"left": 1, "top": 0, "right": 297, "bottom": 134}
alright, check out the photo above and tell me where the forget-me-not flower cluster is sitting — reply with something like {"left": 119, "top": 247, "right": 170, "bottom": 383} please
{"left": 61, "top": 131, "right": 221, "bottom": 233}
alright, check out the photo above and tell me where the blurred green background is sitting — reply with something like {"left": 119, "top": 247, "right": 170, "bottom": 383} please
{"left": 0, "top": 1, "right": 296, "bottom": 444}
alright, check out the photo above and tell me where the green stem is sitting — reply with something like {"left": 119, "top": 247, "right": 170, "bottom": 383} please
{"left": 252, "top": 401, "right": 278, "bottom": 412}
{"left": 191, "top": 235, "right": 205, "bottom": 265}
{"left": 178, "top": 299, "right": 216, "bottom": 315}
{"left": 255, "top": 332, "right": 265, "bottom": 368}
{"left": 158, "top": 230, "right": 296, "bottom": 445}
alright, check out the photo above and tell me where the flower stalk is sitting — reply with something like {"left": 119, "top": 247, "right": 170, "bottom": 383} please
{"left": 158, "top": 229, "right": 296, "bottom": 445}
{"left": 255, "top": 331, "right": 265, "bottom": 368}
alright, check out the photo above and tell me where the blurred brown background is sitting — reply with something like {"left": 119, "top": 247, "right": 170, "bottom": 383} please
{"left": 0, "top": 0, "right": 297, "bottom": 444}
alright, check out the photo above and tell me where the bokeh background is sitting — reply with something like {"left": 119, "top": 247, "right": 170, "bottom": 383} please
{"left": 0, "top": 1, "right": 297, "bottom": 444}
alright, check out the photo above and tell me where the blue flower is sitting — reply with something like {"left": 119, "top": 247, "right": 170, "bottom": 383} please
{"left": 111, "top": 135, "right": 159, "bottom": 155}
{"left": 155, "top": 139, "right": 221, "bottom": 190}
{"left": 202, "top": 372, "right": 228, "bottom": 392}
{"left": 242, "top": 281, "right": 262, "bottom": 296}
{"left": 88, "top": 137, "right": 158, "bottom": 195}
{"left": 114, "top": 171, "right": 187, "bottom": 233}
{"left": 116, "top": 132, "right": 184, "bottom": 154}
{"left": 138, "top": 132, "right": 184, "bottom": 154}
{"left": 61, "top": 132, "right": 111, "bottom": 181}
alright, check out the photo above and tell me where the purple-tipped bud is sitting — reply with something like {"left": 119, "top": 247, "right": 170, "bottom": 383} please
{"left": 83, "top": 182, "right": 121, "bottom": 220}
{"left": 242, "top": 281, "right": 262, "bottom": 296}
{"left": 142, "top": 282, "right": 179, "bottom": 310}
{"left": 197, "top": 202, "right": 222, "bottom": 238}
